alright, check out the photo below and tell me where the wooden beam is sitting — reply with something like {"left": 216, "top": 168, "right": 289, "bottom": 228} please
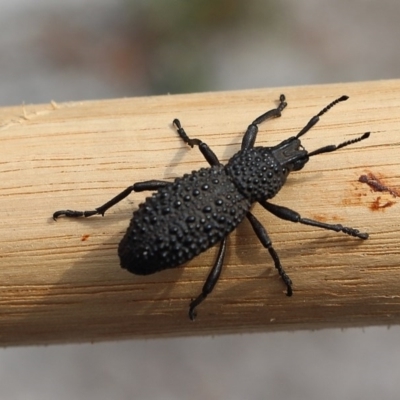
{"left": 1, "top": 80, "right": 399, "bottom": 345}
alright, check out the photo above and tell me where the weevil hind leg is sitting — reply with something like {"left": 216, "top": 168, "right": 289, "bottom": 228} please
{"left": 53, "top": 180, "right": 171, "bottom": 220}
{"left": 189, "top": 237, "right": 227, "bottom": 320}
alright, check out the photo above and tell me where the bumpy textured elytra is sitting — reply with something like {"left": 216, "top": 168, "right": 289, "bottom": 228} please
{"left": 53, "top": 94, "right": 370, "bottom": 320}
{"left": 119, "top": 166, "right": 249, "bottom": 275}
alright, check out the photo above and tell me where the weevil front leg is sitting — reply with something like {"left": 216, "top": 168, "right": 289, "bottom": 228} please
{"left": 53, "top": 180, "right": 171, "bottom": 220}
{"left": 189, "top": 237, "right": 227, "bottom": 321}
{"left": 241, "top": 94, "right": 287, "bottom": 151}
{"left": 247, "top": 212, "right": 292, "bottom": 296}
{"left": 259, "top": 200, "right": 369, "bottom": 240}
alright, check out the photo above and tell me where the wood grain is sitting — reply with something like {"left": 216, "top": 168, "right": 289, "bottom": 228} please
{"left": 1, "top": 80, "right": 399, "bottom": 345}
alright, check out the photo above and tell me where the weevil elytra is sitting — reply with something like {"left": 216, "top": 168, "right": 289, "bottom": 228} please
{"left": 53, "top": 94, "right": 370, "bottom": 320}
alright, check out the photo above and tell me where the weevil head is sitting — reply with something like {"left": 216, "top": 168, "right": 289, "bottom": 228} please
{"left": 271, "top": 136, "right": 309, "bottom": 172}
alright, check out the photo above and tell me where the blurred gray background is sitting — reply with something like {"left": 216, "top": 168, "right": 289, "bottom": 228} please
{"left": 1, "top": 0, "right": 400, "bottom": 399}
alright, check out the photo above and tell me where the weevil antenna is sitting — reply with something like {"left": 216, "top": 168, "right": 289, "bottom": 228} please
{"left": 296, "top": 95, "right": 349, "bottom": 139}
{"left": 308, "top": 132, "right": 370, "bottom": 157}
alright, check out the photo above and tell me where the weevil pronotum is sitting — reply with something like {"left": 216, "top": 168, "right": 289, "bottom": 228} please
{"left": 53, "top": 94, "right": 370, "bottom": 320}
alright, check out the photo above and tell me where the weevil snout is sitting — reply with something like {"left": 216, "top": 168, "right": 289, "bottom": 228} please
{"left": 272, "top": 137, "right": 309, "bottom": 172}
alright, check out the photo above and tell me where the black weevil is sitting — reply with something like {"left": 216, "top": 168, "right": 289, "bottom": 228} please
{"left": 53, "top": 94, "right": 370, "bottom": 320}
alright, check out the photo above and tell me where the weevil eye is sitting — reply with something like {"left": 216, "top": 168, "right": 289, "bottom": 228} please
{"left": 292, "top": 155, "right": 309, "bottom": 171}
